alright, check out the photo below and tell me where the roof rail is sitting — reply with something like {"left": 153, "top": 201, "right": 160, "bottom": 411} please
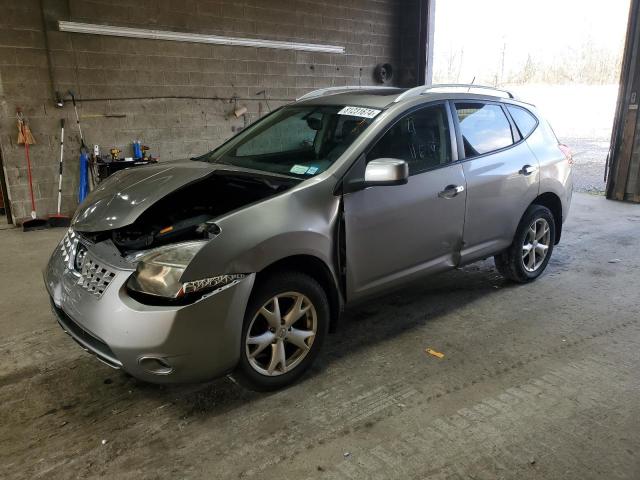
{"left": 393, "top": 83, "right": 515, "bottom": 103}
{"left": 296, "top": 86, "right": 399, "bottom": 102}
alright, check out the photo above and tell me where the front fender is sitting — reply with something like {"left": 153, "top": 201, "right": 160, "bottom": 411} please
{"left": 181, "top": 177, "right": 341, "bottom": 282}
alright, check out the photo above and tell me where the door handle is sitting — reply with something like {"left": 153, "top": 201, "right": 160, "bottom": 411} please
{"left": 520, "top": 165, "right": 537, "bottom": 176}
{"left": 438, "top": 184, "right": 465, "bottom": 199}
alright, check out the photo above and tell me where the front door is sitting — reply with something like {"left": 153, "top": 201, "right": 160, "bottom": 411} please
{"left": 343, "top": 103, "right": 467, "bottom": 301}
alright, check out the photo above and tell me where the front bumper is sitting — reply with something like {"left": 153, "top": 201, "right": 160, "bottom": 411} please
{"left": 44, "top": 232, "right": 255, "bottom": 383}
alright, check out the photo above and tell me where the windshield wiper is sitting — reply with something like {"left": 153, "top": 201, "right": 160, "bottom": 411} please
{"left": 191, "top": 150, "right": 222, "bottom": 162}
{"left": 233, "top": 174, "right": 301, "bottom": 190}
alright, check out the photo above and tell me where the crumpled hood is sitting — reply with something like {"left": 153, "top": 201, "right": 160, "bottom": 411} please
{"left": 73, "top": 160, "right": 217, "bottom": 232}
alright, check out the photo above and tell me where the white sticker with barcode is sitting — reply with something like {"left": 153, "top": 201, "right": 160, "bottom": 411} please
{"left": 338, "top": 106, "right": 381, "bottom": 119}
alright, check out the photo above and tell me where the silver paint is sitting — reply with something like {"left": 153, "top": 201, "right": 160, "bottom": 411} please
{"left": 364, "top": 158, "right": 409, "bottom": 183}
{"left": 44, "top": 88, "right": 573, "bottom": 383}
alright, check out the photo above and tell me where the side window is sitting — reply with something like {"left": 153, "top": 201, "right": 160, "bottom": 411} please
{"left": 368, "top": 104, "right": 452, "bottom": 175}
{"left": 507, "top": 105, "right": 538, "bottom": 138}
{"left": 455, "top": 103, "right": 514, "bottom": 158}
{"left": 236, "top": 110, "right": 316, "bottom": 156}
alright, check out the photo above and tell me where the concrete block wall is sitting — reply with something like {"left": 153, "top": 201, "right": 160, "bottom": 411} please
{"left": 0, "top": 0, "right": 421, "bottom": 223}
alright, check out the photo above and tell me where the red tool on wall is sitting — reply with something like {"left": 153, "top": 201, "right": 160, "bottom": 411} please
{"left": 16, "top": 109, "right": 48, "bottom": 231}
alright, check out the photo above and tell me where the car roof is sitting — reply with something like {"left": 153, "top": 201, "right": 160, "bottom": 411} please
{"left": 296, "top": 88, "right": 404, "bottom": 109}
{"left": 294, "top": 85, "right": 535, "bottom": 110}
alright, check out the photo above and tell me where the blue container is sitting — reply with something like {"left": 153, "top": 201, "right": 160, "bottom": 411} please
{"left": 78, "top": 151, "right": 89, "bottom": 202}
{"left": 133, "top": 141, "right": 142, "bottom": 159}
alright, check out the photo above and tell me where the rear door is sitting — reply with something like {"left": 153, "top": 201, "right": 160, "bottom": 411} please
{"left": 343, "top": 102, "right": 467, "bottom": 301}
{"left": 452, "top": 101, "right": 540, "bottom": 263}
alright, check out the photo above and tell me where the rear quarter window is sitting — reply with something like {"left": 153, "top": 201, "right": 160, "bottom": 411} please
{"left": 507, "top": 105, "right": 538, "bottom": 138}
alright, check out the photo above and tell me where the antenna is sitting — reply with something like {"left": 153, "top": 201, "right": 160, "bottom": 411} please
{"left": 467, "top": 76, "right": 476, "bottom": 93}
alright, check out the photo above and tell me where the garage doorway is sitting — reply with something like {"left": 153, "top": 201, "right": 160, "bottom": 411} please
{"left": 431, "top": 0, "right": 631, "bottom": 195}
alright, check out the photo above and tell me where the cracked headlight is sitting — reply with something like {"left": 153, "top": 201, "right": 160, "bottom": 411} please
{"left": 127, "top": 241, "right": 245, "bottom": 301}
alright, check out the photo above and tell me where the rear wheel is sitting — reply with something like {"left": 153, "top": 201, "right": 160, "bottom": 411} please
{"left": 234, "top": 271, "right": 329, "bottom": 391}
{"left": 494, "top": 204, "right": 555, "bottom": 283}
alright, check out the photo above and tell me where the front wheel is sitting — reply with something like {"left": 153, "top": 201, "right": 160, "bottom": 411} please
{"left": 494, "top": 204, "right": 556, "bottom": 283}
{"left": 234, "top": 271, "right": 329, "bottom": 391}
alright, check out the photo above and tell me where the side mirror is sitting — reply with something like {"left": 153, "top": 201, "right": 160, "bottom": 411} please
{"left": 341, "top": 156, "right": 409, "bottom": 194}
{"left": 364, "top": 158, "right": 409, "bottom": 186}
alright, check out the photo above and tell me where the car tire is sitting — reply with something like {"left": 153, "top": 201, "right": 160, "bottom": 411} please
{"left": 234, "top": 271, "right": 329, "bottom": 391}
{"left": 494, "top": 204, "right": 556, "bottom": 283}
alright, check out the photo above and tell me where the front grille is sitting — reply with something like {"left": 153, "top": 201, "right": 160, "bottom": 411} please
{"left": 77, "top": 257, "right": 116, "bottom": 297}
{"left": 59, "top": 229, "right": 117, "bottom": 298}
{"left": 60, "top": 229, "right": 78, "bottom": 266}
{"left": 50, "top": 299, "right": 122, "bottom": 369}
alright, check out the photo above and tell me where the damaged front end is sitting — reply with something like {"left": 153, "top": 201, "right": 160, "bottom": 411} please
{"left": 110, "top": 171, "right": 295, "bottom": 252}
{"left": 71, "top": 162, "right": 299, "bottom": 304}
{"left": 79, "top": 164, "right": 298, "bottom": 252}
{"left": 125, "top": 240, "right": 248, "bottom": 305}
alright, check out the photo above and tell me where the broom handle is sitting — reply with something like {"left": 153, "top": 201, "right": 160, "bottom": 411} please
{"left": 70, "top": 93, "right": 86, "bottom": 149}
{"left": 57, "top": 119, "right": 65, "bottom": 215}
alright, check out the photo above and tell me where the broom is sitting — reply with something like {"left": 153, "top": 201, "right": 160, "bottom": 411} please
{"left": 17, "top": 110, "right": 48, "bottom": 231}
{"left": 47, "top": 119, "right": 70, "bottom": 227}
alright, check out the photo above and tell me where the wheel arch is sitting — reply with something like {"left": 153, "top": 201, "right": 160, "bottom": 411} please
{"left": 256, "top": 255, "right": 343, "bottom": 332}
{"left": 531, "top": 192, "right": 563, "bottom": 244}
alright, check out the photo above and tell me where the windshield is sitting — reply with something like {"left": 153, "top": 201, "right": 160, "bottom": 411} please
{"left": 202, "top": 105, "right": 380, "bottom": 177}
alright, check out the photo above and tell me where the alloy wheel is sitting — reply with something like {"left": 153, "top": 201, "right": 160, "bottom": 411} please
{"left": 522, "top": 218, "right": 551, "bottom": 272}
{"left": 245, "top": 292, "right": 317, "bottom": 376}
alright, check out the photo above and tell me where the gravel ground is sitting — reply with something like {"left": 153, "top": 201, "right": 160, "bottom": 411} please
{"left": 560, "top": 136, "right": 610, "bottom": 194}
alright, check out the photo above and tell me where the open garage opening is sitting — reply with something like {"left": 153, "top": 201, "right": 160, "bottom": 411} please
{"left": 432, "top": 0, "right": 631, "bottom": 195}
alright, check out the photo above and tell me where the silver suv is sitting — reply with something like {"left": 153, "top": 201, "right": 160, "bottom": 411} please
{"left": 44, "top": 84, "right": 573, "bottom": 390}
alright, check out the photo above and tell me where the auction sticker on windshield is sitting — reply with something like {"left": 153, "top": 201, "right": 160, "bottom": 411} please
{"left": 290, "top": 164, "right": 309, "bottom": 174}
{"left": 338, "top": 106, "right": 381, "bottom": 119}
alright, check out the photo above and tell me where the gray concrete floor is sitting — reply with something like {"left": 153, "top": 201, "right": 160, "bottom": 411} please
{"left": 1, "top": 192, "right": 639, "bottom": 479}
